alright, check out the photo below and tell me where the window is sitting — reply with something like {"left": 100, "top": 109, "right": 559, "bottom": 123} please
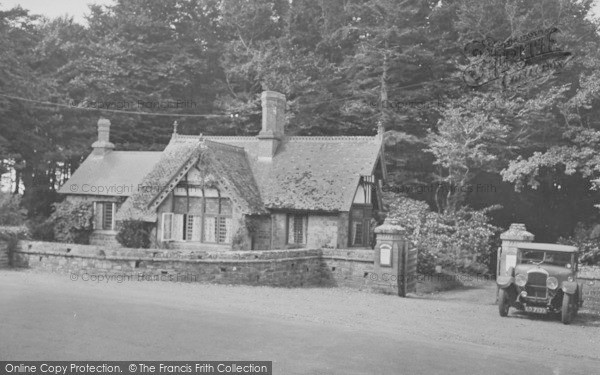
{"left": 94, "top": 202, "right": 115, "bottom": 231}
{"left": 350, "top": 206, "right": 371, "bottom": 247}
{"left": 203, "top": 198, "right": 232, "bottom": 244}
{"left": 351, "top": 221, "right": 364, "bottom": 246}
{"left": 189, "top": 214, "right": 202, "bottom": 242}
{"left": 204, "top": 216, "right": 232, "bottom": 243}
{"left": 353, "top": 176, "right": 374, "bottom": 204}
{"left": 287, "top": 215, "right": 307, "bottom": 245}
{"left": 161, "top": 198, "right": 231, "bottom": 244}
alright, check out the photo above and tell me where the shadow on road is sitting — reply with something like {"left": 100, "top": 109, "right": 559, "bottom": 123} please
{"left": 509, "top": 309, "right": 600, "bottom": 327}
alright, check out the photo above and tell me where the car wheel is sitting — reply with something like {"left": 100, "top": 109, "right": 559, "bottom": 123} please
{"left": 498, "top": 288, "right": 510, "bottom": 317}
{"left": 561, "top": 294, "right": 573, "bottom": 325}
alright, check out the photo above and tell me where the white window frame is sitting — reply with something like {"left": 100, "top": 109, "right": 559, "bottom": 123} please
{"left": 161, "top": 212, "right": 174, "bottom": 241}
{"left": 161, "top": 197, "right": 233, "bottom": 244}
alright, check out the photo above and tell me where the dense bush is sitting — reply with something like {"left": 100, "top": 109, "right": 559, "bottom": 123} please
{"left": 0, "top": 192, "right": 26, "bottom": 226}
{"left": 417, "top": 247, "right": 438, "bottom": 275}
{"left": 42, "top": 200, "right": 94, "bottom": 244}
{"left": 0, "top": 226, "right": 30, "bottom": 266}
{"left": 28, "top": 216, "right": 55, "bottom": 241}
{"left": 558, "top": 223, "right": 600, "bottom": 265}
{"left": 116, "top": 220, "right": 153, "bottom": 248}
{"left": 383, "top": 191, "right": 500, "bottom": 274}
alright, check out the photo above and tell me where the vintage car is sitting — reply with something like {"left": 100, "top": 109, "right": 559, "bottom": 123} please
{"left": 497, "top": 243, "right": 583, "bottom": 324}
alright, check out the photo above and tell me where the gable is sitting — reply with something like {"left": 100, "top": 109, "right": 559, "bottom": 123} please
{"left": 116, "top": 136, "right": 265, "bottom": 222}
{"left": 205, "top": 136, "right": 384, "bottom": 212}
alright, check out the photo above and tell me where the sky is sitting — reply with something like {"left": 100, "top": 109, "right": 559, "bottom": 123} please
{"left": 0, "top": 0, "right": 115, "bottom": 24}
{"left": 2, "top": 0, "right": 600, "bottom": 24}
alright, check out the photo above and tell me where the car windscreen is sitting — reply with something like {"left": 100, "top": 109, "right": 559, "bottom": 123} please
{"left": 544, "top": 252, "right": 572, "bottom": 266}
{"left": 520, "top": 250, "right": 572, "bottom": 266}
{"left": 520, "top": 250, "right": 544, "bottom": 264}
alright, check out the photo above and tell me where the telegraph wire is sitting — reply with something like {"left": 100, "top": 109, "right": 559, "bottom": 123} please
{"left": 0, "top": 93, "right": 236, "bottom": 118}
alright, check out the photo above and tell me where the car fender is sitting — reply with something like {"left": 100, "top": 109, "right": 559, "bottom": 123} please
{"left": 497, "top": 275, "right": 514, "bottom": 288}
{"left": 562, "top": 281, "right": 578, "bottom": 295}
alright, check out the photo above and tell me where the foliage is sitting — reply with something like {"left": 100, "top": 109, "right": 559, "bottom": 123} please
{"left": 116, "top": 220, "right": 153, "bottom": 249}
{"left": 0, "top": 192, "right": 26, "bottom": 226}
{"left": 558, "top": 223, "right": 600, "bottom": 265}
{"left": 427, "top": 107, "right": 509, "bottom": 212}
{"left": 2, "top": 0, "right": 600, "bottom": 245}
{"left": 384, "top": 191, "right": 500, "bottom": 274}
{"left": 0, "top": 226, "right": 29, "bottom": 266}
{"left": 47, "top": 200, "right": 94, "bottom": 244}
{"left": 0, "top": 226, "right": 29, "bottom": 242}
{"left": 417, "top": 247, "right": 438, "bottom": 275}
{"left": 28, "top": 216, "right": 55, "bottom": 242}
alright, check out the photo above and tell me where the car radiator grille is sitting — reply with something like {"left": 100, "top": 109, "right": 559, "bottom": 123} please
{"left": 526, "top": 272, "right": 547, "bottom": 299}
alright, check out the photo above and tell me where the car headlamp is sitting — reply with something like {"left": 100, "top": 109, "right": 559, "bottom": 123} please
{"left": 515, "top": 273, "right": 528, "bottom": 287}
{"left": 546, "top": 276, "right": 558, "bottom": 290}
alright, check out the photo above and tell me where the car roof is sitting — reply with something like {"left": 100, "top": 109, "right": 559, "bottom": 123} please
{"left": 516, "top": 242, "right": 578, "bottom": 253}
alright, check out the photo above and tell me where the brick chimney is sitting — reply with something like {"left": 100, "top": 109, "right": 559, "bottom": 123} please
{"left": 92, "top": 118, "right": 115, "bottom": 156}
{"left": 257, "top": 91, "right": 286, "bottom": 161}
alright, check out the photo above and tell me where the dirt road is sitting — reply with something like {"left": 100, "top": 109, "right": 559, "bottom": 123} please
{"left": 0, "top": 270, "right": 598, "bottom": 374}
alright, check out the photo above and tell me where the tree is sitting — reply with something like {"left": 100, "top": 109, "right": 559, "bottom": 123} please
{"left": 427, "top": 106, "right": 508, "bottom": 212}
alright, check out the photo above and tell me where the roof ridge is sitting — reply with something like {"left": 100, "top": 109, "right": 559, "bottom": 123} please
{"left": 286, "top": 136, "right": 378, "bottom": 141}
{"left": 171, "top": 134, "right": 202, "bottom": 142}
{"left": 205, "top": 136, "right": 256, "bottom": 140}
{"left": 204, "top": 139, "right": 246, "bottom": 153}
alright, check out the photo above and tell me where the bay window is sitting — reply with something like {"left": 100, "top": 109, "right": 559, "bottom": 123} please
{"left": 161, "top": 197, "right": 232, "bottom": 244}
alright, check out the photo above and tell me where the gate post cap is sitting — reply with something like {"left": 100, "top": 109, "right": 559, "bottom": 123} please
{"left": 500, "top": 223, "right": 534, "bottom": 241}
{"left": 375, "top": 218, "right": 405, "bottom": 234}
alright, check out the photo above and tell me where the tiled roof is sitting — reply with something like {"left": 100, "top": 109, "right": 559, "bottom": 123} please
{"left": 116, "top": 136, "right": 266, "bottom": 222}
{"left": 203, "top": 140, "right": 266, "bottom": 215}
{"left": 204, "top": 135, "right": 383, "bottom": 211}
{"left": 63, "top": 133, "right": 383, "bottom": 220}
{"left": 115, "top": 136, "right": 203, "bottom": 221}
{"left": 58, "top": 151, "right": 162, "bottom": 196}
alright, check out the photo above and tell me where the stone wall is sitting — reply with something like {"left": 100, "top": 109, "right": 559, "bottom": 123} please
{"left": 306, "top": 215, "right": 339, "bottom": 249}
{"left": 0, "top": 240, "right": 9, "bottom": 268}
{"left": 13, "top": 241, "right": 386, "bottom": 291}
{"left": 90, "top": 231, "right": 121, "bottom": 247}
{"left": 14, "top": 241, "right": 327, "bottom": 287}
{"left": 578, "top": 265, "right": 600, "bottom": 312}
{"left": 321, "top": 248, "right": 378, "bottom": 289}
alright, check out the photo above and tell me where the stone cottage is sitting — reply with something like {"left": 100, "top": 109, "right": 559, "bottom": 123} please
{"left": 59, "top": 91, "right": 386, "bottom": 250}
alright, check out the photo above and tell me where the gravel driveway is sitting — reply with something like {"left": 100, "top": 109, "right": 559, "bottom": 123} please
{"left": 1, "top": 269, "right": 599, "bottom": 374}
